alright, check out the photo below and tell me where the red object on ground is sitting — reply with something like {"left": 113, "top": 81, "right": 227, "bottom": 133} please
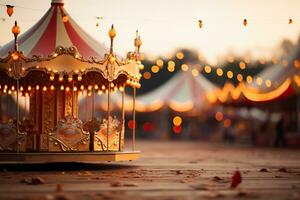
{"left": 231, "top": 170, "right": 242, "bottom": 188}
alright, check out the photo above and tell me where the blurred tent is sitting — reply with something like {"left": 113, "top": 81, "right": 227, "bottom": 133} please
{"left": 122, "top": 70, "right": 216, "bottom": 113}
{"left": 209, "top": 45, "right": 300, "bottom": 106}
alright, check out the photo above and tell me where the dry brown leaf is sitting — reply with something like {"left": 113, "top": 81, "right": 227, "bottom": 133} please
{"left": 110, "top": 181, "right": 123, "bottom": 187}
{"left": 259, "top": 168, "right": 269, "bottom": 172}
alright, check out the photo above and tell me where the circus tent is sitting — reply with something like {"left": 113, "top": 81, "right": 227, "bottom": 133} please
{"left": 210, "top": 45, "right": 300, "bottom": 105}
{"left": 0, "top": 0, "right": 108, "bottom": 59}
{"left": 121, "top": 70, "right": 216, "bottom": 113}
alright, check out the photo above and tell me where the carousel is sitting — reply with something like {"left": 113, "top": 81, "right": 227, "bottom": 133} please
{"left": 0, "top": 0, "right": 143, "bottom": 163}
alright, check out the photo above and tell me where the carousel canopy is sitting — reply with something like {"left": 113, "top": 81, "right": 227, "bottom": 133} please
{"left": 0, "top": 0, "right": 142, "bottom": 89}
{"left": 0, "top": 0, "right": 108, "bottom": 59}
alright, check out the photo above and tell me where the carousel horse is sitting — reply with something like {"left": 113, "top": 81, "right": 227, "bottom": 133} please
{"left": 48, "top": 115, "right": 90, "bottom": 152}
{"left": 0, "top": 118, "right": 27, "bottom": 152}
{"left": 94, "top": 116, "right": 122, "bottom": 151}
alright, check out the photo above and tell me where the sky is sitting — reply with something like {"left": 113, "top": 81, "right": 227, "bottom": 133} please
{"left": 0, "top": 0, "right": 300, "bottom": 64}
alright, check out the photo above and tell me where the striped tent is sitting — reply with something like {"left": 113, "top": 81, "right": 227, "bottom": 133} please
{"left": 0, "top": 0, "right": 108, "bottom": 58}
{"left": 129, "top": 70, "right": 216, "bottom": 112}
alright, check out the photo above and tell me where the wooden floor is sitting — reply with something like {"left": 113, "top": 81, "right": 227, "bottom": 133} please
{"left": 0, "top": 140, "right": 299, "bottom": 200}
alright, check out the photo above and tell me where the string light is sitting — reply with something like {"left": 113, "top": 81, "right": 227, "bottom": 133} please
{"left": 256, "top": 77, "right": 263, "bottom": 85}
{"left": 204, "top": 65, "right": 211, "bottom": 73}
{"left": 246, "top": 75, "right": 253, "bottom": 83}
{"left": 265, "top": 79, "right": 272, "bottom": 87}
{"left": 167, "top": 61, "right": 176, "bottom": 72}
{"left": 173, "top": 116, "right": 182, "bottom": 126}
{"left": 181, "top": 64, "right": 189, "bottom": 71}
{"left": 143, "top": 71, "right": 151, "bottom": 79}
{"left": 198, "top": 20, "right": 203, "bottom": 28}
{"left": 176, "top": 52, "right": 184, "bottom": 60}
{"left": 192, "top": 68, "right": 199, "bottom": 76}
{"left": 243, "top": 19, "right": 247, "bottom": 26}
{"left": 227, "top": 71, "right": 233, "bottom": 79}
{"left": 239, "top": 61, "right": 246, "bottom": 70}
{"left": 216, "top": 68, "right": 223, "bottom": 76}
{"left": 237, "top": 74, "right": 243, "bottom": 82}
{"left": 156, "top": 59, "right": 164, "bottom": 67}
{"left": 151, "top": 65, "right": 159, "bottom": 73}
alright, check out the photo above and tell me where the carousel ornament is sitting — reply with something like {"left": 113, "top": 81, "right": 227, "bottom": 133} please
{"left": 6, "top": 5, "right": 14, "bottom": 17}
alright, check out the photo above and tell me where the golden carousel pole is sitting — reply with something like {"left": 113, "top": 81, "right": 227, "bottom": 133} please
{"left": 132, "top": 30, "right": 142, "bottom": 152}
{"left": 107, "top": 83, "right": 111, "bottom": 151}
{"left": 132, "top": 88, "right": 136, "bottom": 151}
{"left": 120, "top": 86, "right": 125, "bottom": 151}
{"left": 12, "top": 21, "right": 21, "bottom": 148}
{"left": 107, "top": 25, "right": 116, "bottom": 152}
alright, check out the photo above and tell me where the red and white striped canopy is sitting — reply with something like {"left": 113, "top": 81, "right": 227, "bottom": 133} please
{"left": 0, "top": 0, "right": 108, "bottom": 59}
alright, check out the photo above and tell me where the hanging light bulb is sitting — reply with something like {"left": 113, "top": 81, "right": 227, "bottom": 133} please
{"left": 198, "top": 20, "right": 203, "bottom": 28}
{"left": 62, "top": 15, "right": 69, "bottom": 23}
{"left": 289, "top": 18, "right": 293, "bottom": 24}
{"left": 50, "top": 74, "right": 55, "bottom": 81}
{"left": 77, "top": 75, "right": 82, "bottom": 81}
{"left": 68, "top": 75, "right": 73, "bottom": 82}
{"left": 6, "top": 5, "right": 14, "bottom": 17}
{"left": 243, "top": 19, "right": 247, "bottom": 27}
{"left": 59, "top": 75, "right": 64, "bottom": 82}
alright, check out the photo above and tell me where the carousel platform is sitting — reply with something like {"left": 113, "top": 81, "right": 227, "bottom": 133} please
{"left": 0, "top": 151, "right": 140, "bottom": 163}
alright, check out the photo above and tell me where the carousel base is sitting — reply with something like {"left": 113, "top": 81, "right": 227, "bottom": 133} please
{"left": 0, "top": 151, "right": 140, "bottom": 163}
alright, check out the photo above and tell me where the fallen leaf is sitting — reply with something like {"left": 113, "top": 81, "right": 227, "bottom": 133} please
{"left": 110, "top": 181, "right": 122, "bottom": 187}
{"left": 31, "top": 177, "right": 46, "bottom": 185}
{"left": 21, "top": 177, "right": 45, "bottom": 185}
{"left": 123, "top": 183, "right": 138, "bottom": 187}
{"left": 212, "top": 176, "right": 223, "bottom": 182}
{"left": 278, "top": 168, "right": 288, "bottom": 173}
{"left": 231, "top": 171, "right": 242, "bottom": 189}
{"left": 259, "top": 168, "right": 269, "bottom": 172}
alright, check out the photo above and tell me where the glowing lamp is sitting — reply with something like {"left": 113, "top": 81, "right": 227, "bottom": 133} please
{"left": 12, "top": 21, "right": 20, "bottom": 37}
{"left": 6, "top": 5, "right": 14, "bottom": 17}
{"left": 108, "top": 25, "right": 116, "bottom": 39}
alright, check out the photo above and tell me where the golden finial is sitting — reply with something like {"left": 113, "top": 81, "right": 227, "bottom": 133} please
{"left": 108, "top": 24, "right": 116, "bottom": 54}
{"left": 12, "top": 21, "right": 20, "bottom": 51}
{"left": 134, "top": 30, "right": 142, "bottom": 54}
